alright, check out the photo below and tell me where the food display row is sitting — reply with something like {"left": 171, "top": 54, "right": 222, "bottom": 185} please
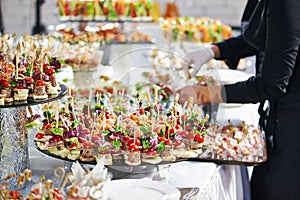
{"left": 54, "top": 23, "right": 153, "bottom": 45}
{"left": 56, "top": 0, "right": 154, "bottom": 22}
{"left": 160, "top": 17, "right": 233, "bottom": 43}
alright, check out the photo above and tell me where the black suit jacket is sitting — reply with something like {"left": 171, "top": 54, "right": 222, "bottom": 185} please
{"left": 216, "top": 0, "right": 300, "bottom": 106}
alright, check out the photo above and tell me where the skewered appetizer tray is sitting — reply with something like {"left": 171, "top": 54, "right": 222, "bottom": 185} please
{"left": 33, "top": 90, "right": 267, "bottom": 168}
{"left": 0, "top": 34, "right": 69, "bottom": 107}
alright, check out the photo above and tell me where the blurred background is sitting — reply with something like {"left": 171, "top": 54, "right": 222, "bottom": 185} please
{"left": 1, "top": 0, "right": 246, "bottom": 34}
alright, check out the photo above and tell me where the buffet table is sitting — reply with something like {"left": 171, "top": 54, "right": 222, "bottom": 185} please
{"left": 22, "top": 100, "right": 258, "bottom": 200}
{"left": 18, "top": 40, "right": 259, "bottom": 198}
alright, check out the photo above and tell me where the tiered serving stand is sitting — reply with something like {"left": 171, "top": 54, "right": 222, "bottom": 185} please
{"left": 0, "top": 84, "right": 67, "bottom": 189}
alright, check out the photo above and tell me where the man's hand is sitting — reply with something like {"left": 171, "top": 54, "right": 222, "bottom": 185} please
{"left": 177, "top": 85, "right": 224, "bottom": 105}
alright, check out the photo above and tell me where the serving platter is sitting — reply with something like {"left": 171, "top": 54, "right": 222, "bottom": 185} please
{"left": 101, "top": 179, "right": 181, "bottom": 200}
{"left": 34, "top": 141, "right": 189, "bottom": 173}
{"left": 34, "top": 129, "right": 267, "bottom": 170}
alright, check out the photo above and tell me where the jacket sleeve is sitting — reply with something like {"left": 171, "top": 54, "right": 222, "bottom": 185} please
{"left": 215, "top": 34, "right": 258, "bottom": 69}
{"left": 223, "top": 0, "right": 300, "bottom": 103}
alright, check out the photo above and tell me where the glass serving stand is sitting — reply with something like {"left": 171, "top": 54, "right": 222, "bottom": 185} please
{"left": 0, "top": 84, "right": 67, "bottom": 189}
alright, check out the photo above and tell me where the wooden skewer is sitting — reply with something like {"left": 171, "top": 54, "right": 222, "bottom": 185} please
{"left": 174, "top": 93, "right": 180, "bottom": 105}
{"left": 197, "top": 108, "right": 203, "bottom": 120}
{"left": 146, "top": 92, "right": 151, "bottom": 105}
{"left": 45, "top": 179, "right": 54, "bottom": 190}
{"left": 15, "top": 52, "right": 19, "bottom": 78}
{"left": 189, "top": 97, "right": 194, "bottom": 109}
{"left": 121, "top": 88, "right": 125, "bottom": 100}
{"left": 182, "top": 101, "right": 188, "bottom": 111}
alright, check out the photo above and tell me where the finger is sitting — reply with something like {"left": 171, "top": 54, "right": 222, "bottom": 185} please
{"left": 190, "top": 64, "right": 201, "bottom": 78}
{"left": 182, "top": 62, "right": 191, "bottom": 79}
{"left": 178, "top": 94, "right": 189, "bottom": 104}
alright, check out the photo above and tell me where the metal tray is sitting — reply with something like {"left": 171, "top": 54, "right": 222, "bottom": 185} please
{"left": 34, "top": 141, "right": 188, "bottom": 173}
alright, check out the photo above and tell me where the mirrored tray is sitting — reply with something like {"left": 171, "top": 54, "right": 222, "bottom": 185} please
{"left": 190, "top": 146, "right": 267, "bottom": 166}
{"left": 0, "top": 84, "right": 68, "bottom": 108}
{"left": 33, "top": 141, "right": 189, "bottom": 173}
{"left": 34, "top": 137, "right": 267, "bottom": 176}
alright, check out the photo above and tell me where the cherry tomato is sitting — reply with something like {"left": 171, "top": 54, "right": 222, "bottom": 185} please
{"left": 43, "top": 63, "right": 49, "bottom": 70}
{"left": 35, "top": 132, "right": 45, "bottom": 139}
{"left": 163, "top": 86, "right": 174, "bottom": 94}
{"left": 2, "top": 80, "right": 10, "bottom": 88}
{"left": 124, "top": 135, "right": 131, "bottom": 142}
{"left": 175, "top": 123, "right": 181, "bottom": 129}
{"left": 107, "top": 134, "right": 115, "bottom": 142}
{"left": 45, "top": 68, "right": 55, "bottom": 75}
{"left": 9, "top": 191, "right": 20, "bottom": 198}
{"left": 95, "top": 89, "right": 104, "bottom": 96}
{"left": 53, "top": 188, "right": 63, "bottom": 200}
{"left": 128, "top": 138, "right": 141, "bottom": 146}
{"left": 194, "top": 134, "right": 204, "bottom": 143}
{"left": 165, "top": 139, "right": 173, "bottom": 146}
{"left": 145, "top": 148, "right": 157, "bottom": 156}
{"left": 45, "top": 124, "right": 53, "bottom": 129}
{"left": 36, "top": 80, "right": 46, "bottom": 86}
{"left": 169, "top": 128, "right": 175, "bottom": 134}
{"left": 51, "top": 136, "right": 62, "bottom": 143}
{"left": 53, "top": 188, "right": 62, "bottom": 194}
{"left": 128, "top": 143, "right": 139, "bottom": 152}
{"left": 158, "top": 136, "right": 166, "bottom": 143}
{"left": 106, "top": 87, "right": 114, "bottom": 94}
{"left": 139, "top": 108, "right": 145, "bottom": 115}
{"left": 26, "top": 77, "right": 34, "bottom": 83}
{"left": 69, "top": 143, "right": 77, "bottom": 148}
